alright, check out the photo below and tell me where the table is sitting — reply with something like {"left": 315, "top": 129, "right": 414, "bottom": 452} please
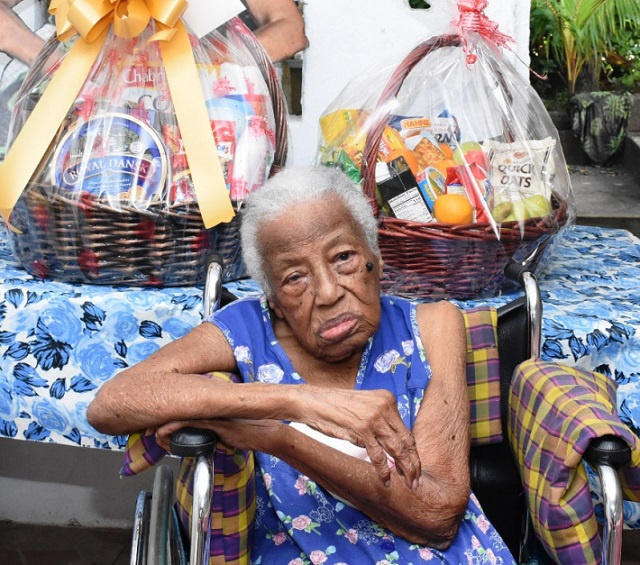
{"left": 1, "top": 223, "right": 639, "bottom": 523}
{"left": 0, "top": 230, "right": 204, "bottom": 450}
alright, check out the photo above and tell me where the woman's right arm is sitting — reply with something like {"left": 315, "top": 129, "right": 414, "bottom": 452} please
{"left": 87, "top": 321, "right": 304, "bottom": 435}
{"left": 87, "top": 322, "right": 421, "bottom": 487}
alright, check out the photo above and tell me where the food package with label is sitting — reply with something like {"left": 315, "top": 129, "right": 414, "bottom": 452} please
{"left": 0, "top": 4, "right": 282, "bottom": 286}
{"left": 315, "top": 0, "right": 576, "bottom": 299}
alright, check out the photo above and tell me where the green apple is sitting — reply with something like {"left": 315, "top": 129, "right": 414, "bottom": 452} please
{"left": 503, "top": 199, "right": 529, "bottom": 222}
{"left": 491, "top": 201, "right": 513, "bottom": 222}
{"left": 523, "top": 194, "right": 552, "bottom": 218}
{"left": 452, "top": 141, "right": 483, "bottom": 165}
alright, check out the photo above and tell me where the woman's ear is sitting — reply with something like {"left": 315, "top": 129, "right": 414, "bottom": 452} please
{"left": 267, "top": 296, "right": 284, "bottom": 320}
{"left": 378, "top": 257, "right": 384, "bottom": 278}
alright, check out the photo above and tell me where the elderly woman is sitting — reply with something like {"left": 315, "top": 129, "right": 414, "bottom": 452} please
{"left": 88, "top": 166, "right": 515, "bottom": 563}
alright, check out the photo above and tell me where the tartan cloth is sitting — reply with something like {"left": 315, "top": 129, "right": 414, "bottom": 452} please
{"left": 508, "top": 359, "right": 640, "bottom": 564}
{"left": 121, "top": 372, "right": 255, "bottom": 565}
{"left": 462, "top": 306, "right": 502, "bottom": 446}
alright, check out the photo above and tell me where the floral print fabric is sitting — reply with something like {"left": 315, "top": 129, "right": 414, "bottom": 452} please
{"left": 210, "top": 295, "right": 516, "bottom": 564}
{"left": 0, "top": 224, "right": 203, "bottom": 449}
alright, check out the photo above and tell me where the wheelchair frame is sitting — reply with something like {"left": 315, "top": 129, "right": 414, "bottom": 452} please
{"left": 129, "top": 255, "right": 630, "bottom": 565}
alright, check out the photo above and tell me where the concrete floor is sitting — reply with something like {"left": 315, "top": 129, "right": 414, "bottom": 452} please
{"left": 571, "top": 162, "right": 640, "bottom": 236}
{"left": 569, "top": 135, "right": 640, "bottom": 236}
{"left": 0, "top": 522, "right": 130, "bottom": 565}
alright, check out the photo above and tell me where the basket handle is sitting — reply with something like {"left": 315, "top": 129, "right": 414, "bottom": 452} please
{"left": 361, "top": 34, "right": 461, "bottom": 216}
{"left": 233, "top": 17, "right": 289, "bottom": 174}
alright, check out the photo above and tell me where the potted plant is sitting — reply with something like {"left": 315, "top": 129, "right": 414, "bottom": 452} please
{"left": 530, "top": 0, "right": 640, "bottom": 162}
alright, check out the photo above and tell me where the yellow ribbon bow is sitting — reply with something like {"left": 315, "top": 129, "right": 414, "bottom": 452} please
{"left": 0, "top": 0, "right": 234, "bottom": 230}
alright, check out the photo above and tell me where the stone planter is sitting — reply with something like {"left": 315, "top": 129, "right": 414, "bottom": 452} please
{"left": 548, "top": 108, "right": 591, "bottom": 166}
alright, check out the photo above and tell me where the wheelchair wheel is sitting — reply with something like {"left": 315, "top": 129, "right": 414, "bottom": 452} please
{"left": 131, "top": 464, "right": 187, "bottom": 565}
{"left": 131, "top": 490, "right": 151, "bottom": 565}
{"left": 148, "top": 465, "right": 173, "bottom": 564}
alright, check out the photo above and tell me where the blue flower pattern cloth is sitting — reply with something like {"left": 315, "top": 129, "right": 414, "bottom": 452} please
{"left": 0, "top": 223, "right": 639, "bottom": 527}
{"left": 0, "top": 226, "right": 203, "bottom": 450}
{"left": 210, "top": 294, "right": 516, "bottom": 564}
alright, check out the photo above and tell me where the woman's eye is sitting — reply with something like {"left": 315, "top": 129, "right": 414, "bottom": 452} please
{"left": 336, "top": 251, "right": 352, "bottom": 262}
{"left": 284, "top": 273, "right": 302, "bottom": 285}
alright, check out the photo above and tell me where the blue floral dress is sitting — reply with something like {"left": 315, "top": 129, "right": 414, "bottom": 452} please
{"left": 210, "top": 295, "right": 516, "bottom": 564}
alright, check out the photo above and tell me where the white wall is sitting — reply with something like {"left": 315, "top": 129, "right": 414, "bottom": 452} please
{"left": 0, "top": 437, "right": 179, "bottom": 529}
{"left": 288, "top": 0, "right": 532, "bottom": 165}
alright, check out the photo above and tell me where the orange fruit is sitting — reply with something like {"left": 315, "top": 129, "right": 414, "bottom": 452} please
{"left": 433, "top": 193, "right": 474, "bottom": 225}
{"left": 433, "top": 159, "right": 458, "bottom": 180}
{"left": 439, "top": 143, "right": 454, "bottom": 160}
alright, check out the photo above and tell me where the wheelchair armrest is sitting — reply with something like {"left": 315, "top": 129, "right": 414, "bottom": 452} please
{"left": 584, "top": 435, "right": 631, "bottom": 470}
{"left": 170, "top": 427, "right": 218, "bottom": 458}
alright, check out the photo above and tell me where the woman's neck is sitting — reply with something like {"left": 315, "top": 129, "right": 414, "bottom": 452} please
{"left": 272, "top": 319, "right": 363, "bottom": 390}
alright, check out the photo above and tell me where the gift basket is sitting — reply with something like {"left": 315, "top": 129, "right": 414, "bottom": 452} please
{"left": 317, "top": 1, "right": 575, "bottom": 300}
{"left": 0, "top": 3, "right": 288, "bottom": 286}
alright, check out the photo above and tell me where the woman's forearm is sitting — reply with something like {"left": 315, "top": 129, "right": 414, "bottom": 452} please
{"left": 89, "top": 370, "right": 423, "bottom": 488}
{"left": 87, "top": 372, "right": 305, "bottom": 435}
{"left": 267, "top": 424, "right": 468, "bottom": 548}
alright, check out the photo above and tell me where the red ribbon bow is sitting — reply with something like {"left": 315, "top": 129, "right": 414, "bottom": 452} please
{"left": 455, "top": 0, "right": 513, "bottom": 64}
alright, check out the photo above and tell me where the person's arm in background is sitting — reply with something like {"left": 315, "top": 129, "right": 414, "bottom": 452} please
{"left": 0, "top": 0, "right": 44, "bottom": 65}
{"left": 245, "top": 0, "right": 308, "bottom": 62}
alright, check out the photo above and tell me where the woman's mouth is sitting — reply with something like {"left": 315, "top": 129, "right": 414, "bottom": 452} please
{"left": 318, "top": 314, "right": 359, "bottom": 343}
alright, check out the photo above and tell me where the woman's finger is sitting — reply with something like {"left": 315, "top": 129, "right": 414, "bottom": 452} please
{"left": 156, "top": 420, "right": 191, "bottom": 452}
{"left": 364, "top": 437, "right": 392, "bottom": 487}
{"left": 374, "top": 425, "right": 421, "bottom": 489}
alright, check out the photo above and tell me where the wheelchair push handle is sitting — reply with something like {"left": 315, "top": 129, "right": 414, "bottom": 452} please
{"left": 503, "top": 257, "right": 542, "bottom": 360}
{"left": 585, "top": 435, "right": 632, "bottom": 470}
{"left": 203, "top": 252, "right": 224, "bottom": 319}
{"left": 170, "top": 427, "right": 218, "bottom": 458}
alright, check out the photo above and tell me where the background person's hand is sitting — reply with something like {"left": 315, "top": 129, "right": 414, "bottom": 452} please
{"left": 301, "top": 387, "right": 422, "bottom": 490}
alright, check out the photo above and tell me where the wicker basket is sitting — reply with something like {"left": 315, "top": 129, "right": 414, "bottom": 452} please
{"left": 6, "top": 20, "right": 288, "bottom": 287}
{"left": 360, "top": 34, "right": 570, "bottom": 300}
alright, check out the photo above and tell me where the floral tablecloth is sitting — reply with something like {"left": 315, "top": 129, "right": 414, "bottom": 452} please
{"left": 1, "top": 223, "right": 640, "bottom": 524}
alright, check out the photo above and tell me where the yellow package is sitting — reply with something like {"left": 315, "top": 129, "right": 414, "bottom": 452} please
{"left": 319, "top": 109, "right": 363, "bottom": 147}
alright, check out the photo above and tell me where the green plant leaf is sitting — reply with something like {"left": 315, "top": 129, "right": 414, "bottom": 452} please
{"left": 574, "top": 0, "right": 608, "bottom": 28}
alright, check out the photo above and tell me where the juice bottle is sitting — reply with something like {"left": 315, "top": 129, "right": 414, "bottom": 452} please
{"left": 375, "top": 157, "right": 433, "bottom": 223}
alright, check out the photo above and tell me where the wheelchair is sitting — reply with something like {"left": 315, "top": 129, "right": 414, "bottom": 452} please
{"left": 129, "top": 254, "right": 630, "bottom": 565}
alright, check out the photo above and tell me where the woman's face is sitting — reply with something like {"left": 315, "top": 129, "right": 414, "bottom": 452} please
{"left": 261, "top": 195, "right": 382, "bottom": 364}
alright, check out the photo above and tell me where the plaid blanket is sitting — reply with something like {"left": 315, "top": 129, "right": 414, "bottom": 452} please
{"left": 462, "top": 307, "right": 502, "bottom": 446}
{"left": 508, "top": 359, "right": 640, "bottom": 564}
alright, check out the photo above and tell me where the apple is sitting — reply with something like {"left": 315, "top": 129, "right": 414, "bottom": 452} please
{"left": 452, "top": 141, "right": 483, "bottom": 165}
{"left": 491, "top": 201, "right": 513, "bottom": 222}
{"left": 523, "top": 194, "right": 552, "bottom": 218}
{"left": 503, "top": 199, "right": 529, "bottom": 222}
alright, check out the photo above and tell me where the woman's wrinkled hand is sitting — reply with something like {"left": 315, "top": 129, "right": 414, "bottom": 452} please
{"left": 302, "top": 387, "right": 422, "bottom": 490}
{"left": 155, "top": 418, "right": 282, "bottom": 453}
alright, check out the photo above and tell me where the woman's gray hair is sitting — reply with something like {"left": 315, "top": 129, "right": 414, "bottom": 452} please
{"left": 240, "top": 166, "right": 380, "bottom": 293}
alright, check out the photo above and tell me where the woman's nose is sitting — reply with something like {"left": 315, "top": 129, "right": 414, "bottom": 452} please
{"left": 313, "top": 266, "right": 343, "bottom": 305}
